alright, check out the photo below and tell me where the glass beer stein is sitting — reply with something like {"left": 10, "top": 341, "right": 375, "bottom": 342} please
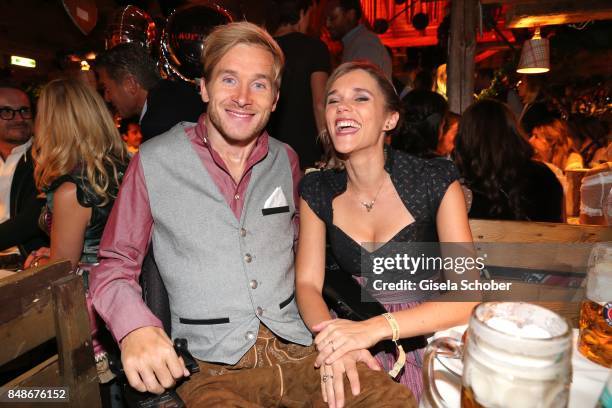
{"left": 579, "top": 242, "right": 612, "bottom": 367}
{"left": 423, "top": 302, "right": 572, "bottom": 408}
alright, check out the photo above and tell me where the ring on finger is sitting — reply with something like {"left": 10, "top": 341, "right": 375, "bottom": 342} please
{"left": 322, "top": 374, "right": 334, "bottom": 383}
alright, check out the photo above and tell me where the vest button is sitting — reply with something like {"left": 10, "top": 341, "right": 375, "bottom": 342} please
{"left": 240, "top": 228, "right": 247, "bottom": 237}
{"left": 245, "top": 331, "right": 255, "bottom": 341}
{"left": 250, "top": 279, "right": 258, "bottom": 289}
{"left": 256, "top": 307, "right": 263, "bottom": 316}
{"left": 234, "top": 194, "right": 240, "bottom": 200}
{"left": 244, "top": 253, "right": 252, "bottom": 263}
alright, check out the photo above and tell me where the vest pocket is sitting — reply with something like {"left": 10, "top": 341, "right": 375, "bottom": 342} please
{"left": 279, "top": 292, "right": 295, "bottom": 309}
{"left": 262, "top": 206, "right": 290, "bottom": 215}
{"left": 179, "top": 317, "right": 230, "bottom": 325}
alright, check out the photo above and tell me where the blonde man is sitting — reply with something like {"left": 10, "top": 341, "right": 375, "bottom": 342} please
{"left": 90, "top": 22, "right": 414, "bottom": 407}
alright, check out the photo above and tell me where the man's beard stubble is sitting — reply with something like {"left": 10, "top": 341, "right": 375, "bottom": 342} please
{"left": 207, "top": 107, "right": 270, "bottom": 146}
{"left": 2, "top": 123, "right": 32, "bottom": 145}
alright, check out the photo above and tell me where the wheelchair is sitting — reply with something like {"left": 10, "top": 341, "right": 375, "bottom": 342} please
{"left": 108, "top": 248, "right": 198, "bottom": 408}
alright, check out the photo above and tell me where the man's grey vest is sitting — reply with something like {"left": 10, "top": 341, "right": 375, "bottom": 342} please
{"left": 139, "top": 123, "right": 312, "bottom": 364}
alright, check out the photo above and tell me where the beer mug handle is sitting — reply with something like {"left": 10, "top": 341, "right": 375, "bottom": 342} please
{"left": 422, "top": 336, "right": 463, "bottom": 408}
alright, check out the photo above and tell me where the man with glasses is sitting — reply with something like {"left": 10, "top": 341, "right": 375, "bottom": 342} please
{"left": 0, "top": 81, "right": 48, "bottom": 269}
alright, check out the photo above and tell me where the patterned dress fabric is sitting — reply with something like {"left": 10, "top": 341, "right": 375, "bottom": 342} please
{"left": 39, "top": 163, "right": 126, "bottom": 381}
{"left": 300, "top": 146, "right": 459, "bottom": 400}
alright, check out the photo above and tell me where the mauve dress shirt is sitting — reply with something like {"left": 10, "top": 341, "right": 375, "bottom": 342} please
{"left": 90, "top": 115, "right": 302, "bottom": 343}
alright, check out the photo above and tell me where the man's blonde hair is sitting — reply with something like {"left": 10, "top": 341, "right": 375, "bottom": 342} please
{"left": 33, "top": 78, "right": 127, "bottom": 206}
{"left": 201, "top": 22, "right": 284, "bottom": 91}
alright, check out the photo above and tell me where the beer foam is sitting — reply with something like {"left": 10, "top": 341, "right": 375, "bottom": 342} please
{"left": 592, "top": 261, "right": 612, "bottom": 276}
{"left": 587, "top": 273, "right": 612, "bottom": 304}
{"left": 486, "top": 317, "right": 551, "bottom": 339}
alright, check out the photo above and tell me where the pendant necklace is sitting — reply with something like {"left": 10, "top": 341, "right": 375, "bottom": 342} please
{"left": 355, "top": 177, "right": 386, "bottom": 212}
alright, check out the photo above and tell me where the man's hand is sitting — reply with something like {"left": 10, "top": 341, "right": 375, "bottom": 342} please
{"left": 320, "top": 349, "right": 380, "bottom": 408}
{"left": 120, "top": 326, "right": 190, "bottom": 394}
{"left": 24, "top": 247, "right": 51, "bottom": 268}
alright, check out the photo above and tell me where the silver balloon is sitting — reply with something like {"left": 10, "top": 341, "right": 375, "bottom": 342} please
{"left": 105, "top": 5, "right": 157, "bottom": 51}
{"left": 160, "top": 1, "right": 233, "bottom": 84}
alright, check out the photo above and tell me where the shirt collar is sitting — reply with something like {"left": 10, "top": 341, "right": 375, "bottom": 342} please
{"left": 342, "top": 24, "right": 365, "bottom": 46}
{"left": 139, "top": 99, "right": 148, "bottom": 123}
{"left": 9, "top": 139, "right": 32, "bottom": 158}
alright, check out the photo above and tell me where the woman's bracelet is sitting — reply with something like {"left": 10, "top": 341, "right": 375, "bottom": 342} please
{"left": 382, "top": 312, "right": 400, "bottom": 341}
{"left": 382, "top": 313, "right": 406, "bottom": 378}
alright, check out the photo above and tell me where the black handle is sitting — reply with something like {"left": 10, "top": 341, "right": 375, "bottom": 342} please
{"left": 173, "top": 338, "right": 200, "bottom": 375}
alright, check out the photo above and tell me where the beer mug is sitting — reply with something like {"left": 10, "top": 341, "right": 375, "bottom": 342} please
{"left": 423, "top": 302, "right": 572, "bottom": 408}
{"left": 579, "top": 242, "right": 612, "bottom": 367}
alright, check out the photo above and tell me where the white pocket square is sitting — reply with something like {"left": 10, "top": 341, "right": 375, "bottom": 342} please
{"left": 262, "top": 187, "right": 290, "bottom": 215}
{"left": 264, "top": 187, "right": 288, "bottom": 209}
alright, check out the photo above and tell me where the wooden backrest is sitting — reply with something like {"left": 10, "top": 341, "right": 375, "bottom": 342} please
{"left": 469, "top": 219, "right": 612, "bottom": 243}
{"left": 469, "top": 219, "right": 611, "bottom": 272}
{"left": 0, "top": 261, "right": 100, "bottom": 407}
{"left": 468, "top": 219, "right": 612, "bottom": 326}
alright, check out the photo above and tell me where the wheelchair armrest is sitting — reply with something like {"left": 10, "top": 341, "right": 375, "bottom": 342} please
{"left": 141, "top": 247, "right": 172, "bottom": 335}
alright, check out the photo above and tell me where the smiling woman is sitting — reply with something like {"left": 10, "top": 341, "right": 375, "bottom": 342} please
{"left": 296, "top": 61, "right": 479, "bottom": 401}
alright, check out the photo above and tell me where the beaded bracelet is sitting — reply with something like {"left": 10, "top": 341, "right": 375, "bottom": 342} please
{"left": 382, "top": 313, "right": 406, "bottom": 378}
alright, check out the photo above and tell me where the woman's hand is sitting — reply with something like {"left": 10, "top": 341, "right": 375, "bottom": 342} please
{"left": 313, "top": 318, "right": 386, "bottom": 367}
{"left": 24, "top": 247, "right": 51, "bottom": 268}
{"left": 319, "top": 349, "right": 381, "bottom": 408}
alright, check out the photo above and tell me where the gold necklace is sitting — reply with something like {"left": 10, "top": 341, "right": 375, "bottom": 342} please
{"left": 352, "top": 177, "right": 387, "bottom": 212}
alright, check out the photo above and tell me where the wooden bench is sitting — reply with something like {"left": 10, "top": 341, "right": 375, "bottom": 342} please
{"left": 469, "top": 219, "right": 612, "bottom": 327}
{"left": 0, "top": 260, "right": 100, "bottom": 407}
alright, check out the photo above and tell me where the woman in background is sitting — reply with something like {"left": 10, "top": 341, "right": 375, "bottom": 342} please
{"left": 454, "top": 99, "right": 564, "bottom": 222}
{"left": 531, "top": 117, "right": 584, "bottom": 171}
{"left": 392, "top": 89, "right": 448, "bottom": 159}
{"left": 437, "top": 111, "right": 461, "bottom": 158}
{"left": 30, "top": 77, "right": 128, "bottom": 406}
{"left": 568, "top": 114, "right": 608, "bottom": 168}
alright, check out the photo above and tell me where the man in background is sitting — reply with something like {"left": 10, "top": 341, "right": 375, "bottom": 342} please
{"left": 120, "top": 118, "right": 143, "bottom": 156}
{"left": 0, "top": 81, "right": 47, "bottom": 268}
{"left": 325, "top": 0, "right": 392, "bottom": 79}
{"left": 268, "top": 0, "right": 331, "bottom": 168}
{"left": 95, "top": 43, "right": 205, "bottom": 142}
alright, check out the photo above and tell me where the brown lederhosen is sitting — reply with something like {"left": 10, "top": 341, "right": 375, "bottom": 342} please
{"left": 177, "top": 324, "right": 416, "bottom": 407}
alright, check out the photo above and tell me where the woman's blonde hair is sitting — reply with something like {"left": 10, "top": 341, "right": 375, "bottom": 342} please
{"left": 33, "top": 78, "right": 127, "bottom": 206}
{"left": 532, "top": 118, "right": 576, "bottom": 169}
